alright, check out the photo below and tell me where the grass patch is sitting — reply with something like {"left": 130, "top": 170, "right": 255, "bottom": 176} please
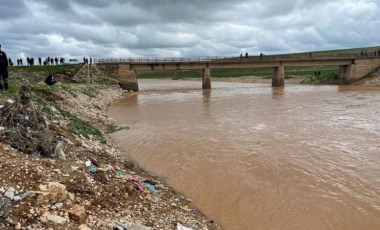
{"left": 60, "top": 84, "right": 77, "bottom": 98}
{"left": 55, "top": 104, "right": 106, "bottom": 144}
{"left": 0, "top": 82, "right": 23, "bottom": 99}
{"left": 81, "top": 87, "right": 98, "bottom": 98}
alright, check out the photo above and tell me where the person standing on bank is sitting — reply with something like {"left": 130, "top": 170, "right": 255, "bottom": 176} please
{"left": 0, "top": 44, "right": 9, "bottom": 90}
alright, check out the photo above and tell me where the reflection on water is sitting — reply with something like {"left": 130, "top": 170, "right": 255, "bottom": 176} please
{"left": 108, "top": 79, "right": 380, "bottom": 230}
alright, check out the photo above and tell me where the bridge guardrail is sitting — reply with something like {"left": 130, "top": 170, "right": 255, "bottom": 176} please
{"left": 95, "top": 52, "right": 379, "bottom": 64}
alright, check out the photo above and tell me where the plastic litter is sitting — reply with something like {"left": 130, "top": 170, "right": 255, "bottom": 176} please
{"left": 89, "top": 157, "right": 99, "bottom": 167}
{"left": 89, "top": 165, "right": 97, "bottom": 173}
{"left": 177, "top": 223, "right": 193, "bottom": 230}
{"left": 180, "top": 205, "right": 192, "bottom": 212}
{"left": 145, "top": 183, "right": 159, "bottom": 194}
{"left": 85, "top": 160, "right": 92, "bottom": 167}
{"left": 6, "top": 99, "right": 14, "bottom": 104}
{"left": 15, "top": 114, "right": 29, "bottom": 121}
{"left": 129, "top": 176, "right": 144, "bottom": 192}
{"left": 116, "top": 170, "right": 126, "bottom": 175}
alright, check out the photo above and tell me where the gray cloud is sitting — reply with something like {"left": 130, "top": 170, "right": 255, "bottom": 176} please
{"left": 0, "top": 0, "right": 379, "bottom": 61}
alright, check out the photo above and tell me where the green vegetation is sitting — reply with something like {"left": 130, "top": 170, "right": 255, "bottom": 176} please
{"left": 0, "top": 82, "right": 23, "bottom": 98}
{"left": 137, "top": 66, "right": 339, "bottom": 80}
{"left": 60, "top": 84, "right": 77, "bottom": 97}
{"left": 0, "top": 65, "right": 112, "bottom": 148}
{"left": 55, "top": 104, "right": 106, "bottom": 144}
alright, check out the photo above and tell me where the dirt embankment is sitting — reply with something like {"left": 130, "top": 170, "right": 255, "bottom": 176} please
{"left": 0, "top": 66, "right": 220, "bottom": 230}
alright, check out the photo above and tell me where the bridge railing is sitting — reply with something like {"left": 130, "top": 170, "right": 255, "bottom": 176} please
{"left": 95, "top": 52, "right": 379, "bottom": 64}
{"left": 94, "top": 56, "right": 236, "bottom": 64}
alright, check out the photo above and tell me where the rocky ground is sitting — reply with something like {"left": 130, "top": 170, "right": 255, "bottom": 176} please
{"left": 0, "top": 66, "right": 220, "bottom": 230}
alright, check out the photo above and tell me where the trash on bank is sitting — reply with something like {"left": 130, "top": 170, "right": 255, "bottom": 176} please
{"left": 129, "top": 176, "right": 144, "bottom": 192}
{"left": 145, "top": 183, "right": 158, "bottom": 194}
{"left": 15, "top": 114, "right": 29, "bottom": 121}
{"left": 89, "top": 165, "right": 97, "bottom": 173}
{"left": 116, "top": 170, "right": 126, "bottom": 176}
{"left": 177, "top": 223, "right": 193, "bottom": 230}
{"left": 180, "top": 205, "right": 192, "bottom": 212}
{"left": 89, "top": 156, "right": 99, "bottom": 167}
{"left": 85, "top": 160, "right": 92, "bottom": 167}
{"left": 111, "top": 221, "right": 152, "bottom": 230}
{"left": 6, "top": 99, "right": 14, "bottom": 104}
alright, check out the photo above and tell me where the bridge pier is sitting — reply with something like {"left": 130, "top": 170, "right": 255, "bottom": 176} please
{"left": 118, "top": 66, "right": 139, "bottom": 92}
{"left": 272, "top": 65, "right": 284, "bottom": 87}
{"left": 338, "top": 65, "right": 356, "bottom": 84}
{"left": 203, "top": 68, "right": 211, "bottom": 89}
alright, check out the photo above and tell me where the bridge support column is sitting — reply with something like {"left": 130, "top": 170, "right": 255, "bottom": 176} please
{"left": 118, "top": 67, "right": 139, "bottom": 92}
{"left": 338, "top": 65, "right": 354, "bottom": 84}
{"left": 203, "top": 68, "right": 211, "bottom": 89}
{"left": 272, "top": 65, "right": 284, "bottom": 87}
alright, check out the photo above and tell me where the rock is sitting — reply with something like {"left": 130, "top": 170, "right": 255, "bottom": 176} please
{"left": 15, "top": 223, "right": 21, "bottom": 229}
{"left": 112, "top": 221, "right": 152, "bottom": 230}
{"left": 0, "top": 197, "right": 12, "bottom": 218}
{"left": 68, "top": 192, "right": 75, "bottom": 201}
{"left": 20, "top": 191, "right": 36, "bottom": 200}
{"left": 13, "top": 196, "right": 21, "bottom": 202}
{"left": 68, "top": 204, "right": 86, "bottom": 221}
{"left": 54, "top": 141, "right": 66, "bottom": 160}
{"left": 4, "top": 190, "right": 14, "bottom": 200}
{"left": 54, "top": 203, "right": 64, "bottom": 209}
{"left": 79, "top": 224, "right": 91, "bottom": 230}
{"left": 37, "top": 182, "right": 67, "bottom": 204}
{"left": 47, "top": 214, "right": 67, "bottom": 225}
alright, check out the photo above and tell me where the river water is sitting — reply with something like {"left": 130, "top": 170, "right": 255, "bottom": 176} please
{"left": 108, "top": 79, "right": 380, "bottom": 230}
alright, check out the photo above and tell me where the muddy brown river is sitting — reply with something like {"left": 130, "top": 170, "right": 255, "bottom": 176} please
{"left": 108, "top": 79, "right": 380, "bottom": 230}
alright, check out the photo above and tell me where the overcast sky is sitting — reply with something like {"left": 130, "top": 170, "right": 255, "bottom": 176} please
{"left": 0, "top": 0, "right": 379, "bottom": 60}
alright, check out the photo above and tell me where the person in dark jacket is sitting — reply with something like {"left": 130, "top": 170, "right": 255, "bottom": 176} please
{"left": 0, "top": 44, "right": 9, "bottom": 90}
{"left": 45, "top": 73, "right": 57, "bottom": 86}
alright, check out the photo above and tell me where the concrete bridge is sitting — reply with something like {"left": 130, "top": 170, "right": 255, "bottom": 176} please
{"left": 96, "top": 54, "right": 380, "bottom": 91}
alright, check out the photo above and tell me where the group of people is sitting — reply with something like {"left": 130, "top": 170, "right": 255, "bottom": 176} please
{"left": 240, "top": 52, "right": 249, "bottom": 59}
{"left": 15, "top": 56, "right": 66, "bottom": 66}
{"left": 360, "top": 50, "right": 380, "bottom": 57}
{"left": 0, "top": 44, "right": 95, "bottom": 90}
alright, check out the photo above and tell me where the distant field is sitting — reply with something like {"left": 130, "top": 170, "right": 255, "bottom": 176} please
{"left": 137, "top": 66, "right": 339, "bottom": 79}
